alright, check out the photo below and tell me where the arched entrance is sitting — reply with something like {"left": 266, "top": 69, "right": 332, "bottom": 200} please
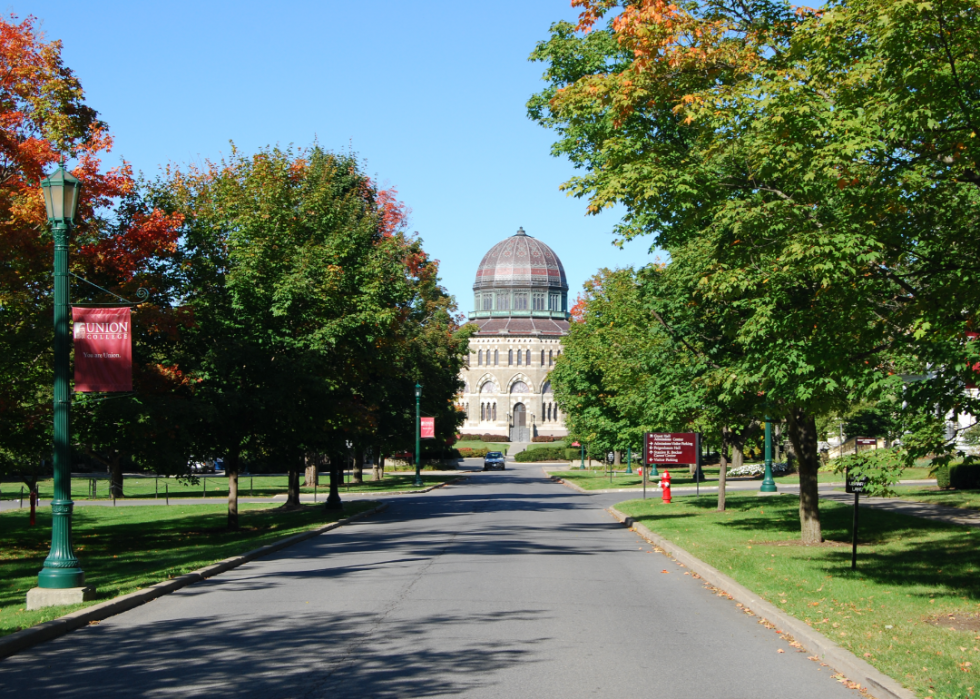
{"left": 510, "top": 402, "right": 530, "bottom": 442}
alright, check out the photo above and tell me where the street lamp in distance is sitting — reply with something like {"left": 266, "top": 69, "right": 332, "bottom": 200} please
{"left": 414, "top": 383, "right": 423, "bottom": 487}
{"left": 28, "top": 163, "right": 94, "bottom": 611}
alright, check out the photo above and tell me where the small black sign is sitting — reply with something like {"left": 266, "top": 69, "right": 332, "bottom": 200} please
{"left": 845, "top": 469, "right": 870, "bottom": 494}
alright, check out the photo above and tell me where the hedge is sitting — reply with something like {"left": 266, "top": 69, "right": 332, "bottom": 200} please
{"left": 936, "top": 464, "right": 951, "bottom": 489}
{"left": 514, "top": 446, "right": 567, "bottom": 462}
{"left": 950, "top": 463, "right": 980, "bottom": 490}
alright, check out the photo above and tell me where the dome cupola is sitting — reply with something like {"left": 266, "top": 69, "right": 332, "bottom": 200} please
{"left": 470, "top": 228, "right": 569, "bottom": 322}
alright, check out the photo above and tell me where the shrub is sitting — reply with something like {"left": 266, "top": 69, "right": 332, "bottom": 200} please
{"left": 935, "top": 464, "right": 951, "bottom": 489}
{"left": 949, "top": 463, "right": 980, "bottom": 490}
{"left": 564, "top": 448, "right": 581, "bottom": 462}
{"left": 726, "top": 462, "right": 793, "bottom": 478}
{"left": 515, "top": 447, "right": 566, "bottom": 462}
{"left": 532, "top": 436, "right": 557, "bottom": 443}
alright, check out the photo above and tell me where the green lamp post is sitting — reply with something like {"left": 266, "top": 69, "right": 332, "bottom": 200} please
{"left": 625, "top": 445, "right": 633, "bottom": 475}
{"left": 760, "top": 416, "right": 777, "bottom": 493}
{"left": 414, "top": 383, "right": 423, "bottom": 488}
{"left": 35, "top": 164, "right": 87, "bottom": 596}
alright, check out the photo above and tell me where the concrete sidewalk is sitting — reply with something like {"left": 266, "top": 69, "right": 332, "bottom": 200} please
{"left": 821, "top": 491, "right": 980, "bottom": 528}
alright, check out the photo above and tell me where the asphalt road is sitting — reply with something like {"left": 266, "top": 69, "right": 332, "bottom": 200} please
{"left": 0, "top": 462, "right": 861, "bottom": 698}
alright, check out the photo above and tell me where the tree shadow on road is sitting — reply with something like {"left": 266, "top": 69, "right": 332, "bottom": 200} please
{"left": 0, "top": 608, "right": 549, "bottom": 698}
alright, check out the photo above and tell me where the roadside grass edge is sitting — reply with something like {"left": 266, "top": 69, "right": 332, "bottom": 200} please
{"left": 607, "top": 506, "right": 916, "bottom": 699}
{"left": 0, "top": 501, "right": 389, "bottom": 661}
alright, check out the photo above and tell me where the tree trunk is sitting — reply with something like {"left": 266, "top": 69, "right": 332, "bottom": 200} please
{"left": 372, "top": 445, "right": 382, "bottom": 480}
{"left": 227, "top": 450, "right": 240, "bottom": 530}
{"left": 374, "top": 452, "right": 385, "bottom": 481}
{"left": 717, "top": 427, "right": 729, "bottom": 512}
{"left": 731, "top": 445, "right": 744, "bottom": 471}
{"left": 303, "top": 452, "right": 318, "bottom": 487}
{"left": 325, "top": 456, "right": 342, "bottom": 511}
{"left": 613, "top": 450, "right": 622, "bottom": 466}
{"left": 109, "top": 453, "right": 123, "bottom": 499}
{"left": 285, "top": 460, "right": 301, "bottom": 507}
{"left": 352, "top": 449, "right": 364, "bottom": 484}
{"left": 787, "top": 407, "right": 822, "bottom": 544}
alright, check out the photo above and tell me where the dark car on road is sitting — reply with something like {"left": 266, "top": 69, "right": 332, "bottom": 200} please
{"left": 483, "top": 452, "right": 506, "bottom": 471}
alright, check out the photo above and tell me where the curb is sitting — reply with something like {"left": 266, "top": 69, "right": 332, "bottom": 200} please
{"left": 607, "top": 506, "right": 915, "bottom": 699}
{"left": 0, "top": 502, "right": 390, "bottom": 661}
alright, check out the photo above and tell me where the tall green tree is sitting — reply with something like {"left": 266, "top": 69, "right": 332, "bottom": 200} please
{"left": 530, "top": 0, "right": 980, "bottom": 541}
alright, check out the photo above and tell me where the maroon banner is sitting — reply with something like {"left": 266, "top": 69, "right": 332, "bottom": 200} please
{"left": 72, "top": 307, "right": 132, "bottom": 392}
{"left": 855, "top": 437, "right": 878, "bottom": 447}
{"left": 645, "top": 432, "right": 697, "bottom": 465}
{"left": 420, "top": 417, "right": 435, "bottom": 439}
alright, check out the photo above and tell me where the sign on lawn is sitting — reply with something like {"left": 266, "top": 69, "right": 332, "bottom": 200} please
{"left": 855, "top": 437, "right": 878, "bottom": 447}
{"left": 845, "top": 470, "right": 870, "bottom": 494}
{"left": 644, "top": 432, "right": 697, "bottom": 465}
{"left": 420, "top": 417, "right": 435, "bottom": 439}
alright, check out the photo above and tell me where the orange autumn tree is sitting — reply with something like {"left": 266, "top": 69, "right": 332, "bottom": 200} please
{"left": 0, "top": 15, "right": 185, "bottom": 493}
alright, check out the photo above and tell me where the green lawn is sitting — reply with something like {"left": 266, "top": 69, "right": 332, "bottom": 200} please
{"left": 551, "top": 466, "right": 936, "bottom": 491}
{"left": 892, "top": 486, "right": 980, "bottom": 512}
{"left": 0, "top": 474, "right": 458, "bottom": 501}
{"left": 0, "top": 500, "right": 377, "bottom": 638}
{"left": 617, "top": 493, "right": 980, "bottom": 699}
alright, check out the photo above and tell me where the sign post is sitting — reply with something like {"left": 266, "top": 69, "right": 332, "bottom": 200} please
{"left": 845, "top": 471, "right": 870, "bottom": 570}
{"left": 644, "top": 432, "right": 699, "bottom": 497}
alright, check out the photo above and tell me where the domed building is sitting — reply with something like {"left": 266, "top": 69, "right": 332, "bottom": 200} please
{"left": 458, "top": 227, "right": 569, "bottom": 441}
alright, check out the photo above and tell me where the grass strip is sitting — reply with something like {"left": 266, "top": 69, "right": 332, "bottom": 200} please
{"left": 0, "top": 500, "right": 376, "bottom": 638}
{"left": 891, "top": 487, "right": 980, "bottom": 513}
{"left": 0, "top": 474, "right": 457, "bottom": 501}
{"left": 616, "top": 492, "right": 980, "bottom": 699}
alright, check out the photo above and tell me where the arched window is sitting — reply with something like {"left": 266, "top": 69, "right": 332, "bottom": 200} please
{"left": 540, "top": 350, "right": 545, "bottom": 365}
{"left": 549, "top": 350, "right": 553, "bottom": 365}
{"left": 492, "top": 403, "right": 497, "bottom": 421}
{"left": 508, "top": 349, "right": 513, "bottom": 365}
{"left": 478, "top": 350, "right": 483, "bottom": 366}
{"left": 494, "top": 350, "right": 498, "bottom": 366}
{"left": 525, "top": 349, "right": 531, "bottom": 365}
{"left": 481, "top": 381, "right": 496, "bottom": 394}
{"left": 510, "top": 381, "right": 530, "bottom": 394}
{"left": 481, "top": 403, "right": 485, "bottom": 421}
{"left": 517, "top": 349, "right": 522, "bottom": 366}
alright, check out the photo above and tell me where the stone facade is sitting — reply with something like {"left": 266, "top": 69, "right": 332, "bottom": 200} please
{"left": 458, "top": 228, "right": 569, "bottom": 441}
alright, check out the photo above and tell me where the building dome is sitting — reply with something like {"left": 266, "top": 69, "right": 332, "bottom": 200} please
{"left": 473, "top": 227, "right": 568, "bottom": 293}
{"left": 469, "top": 228, "right": 570, "bottom": 330}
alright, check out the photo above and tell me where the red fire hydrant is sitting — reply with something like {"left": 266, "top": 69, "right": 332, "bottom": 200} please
{"left": 660, "top": 469, "right": 672, "bottom": 504}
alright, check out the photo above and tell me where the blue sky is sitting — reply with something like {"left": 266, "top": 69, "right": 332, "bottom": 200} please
{"left": 14, "top": 1, "right": 659, "bottom": 311}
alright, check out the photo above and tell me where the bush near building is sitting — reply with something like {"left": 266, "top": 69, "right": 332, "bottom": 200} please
{"left": 949, "top": 463, "right": 980, "bottom": 490}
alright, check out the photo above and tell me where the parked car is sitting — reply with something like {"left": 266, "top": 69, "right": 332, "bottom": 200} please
{"left": 483, "top": 452, "right": 506, "bottom": 471}
{"left": 189, "top": 459, "right": 215, "bottom": 474}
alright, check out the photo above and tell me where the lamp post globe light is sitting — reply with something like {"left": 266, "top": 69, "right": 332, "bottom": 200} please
{"left": 414, "top": 383, "right": 423, "bottom": 488}
{"left": 28, "top": 164, "right": 93, "bottom": 610}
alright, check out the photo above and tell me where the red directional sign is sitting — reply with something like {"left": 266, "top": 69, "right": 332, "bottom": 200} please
{"left": 645, "top": 432, "right": 697, "bottom": 465}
